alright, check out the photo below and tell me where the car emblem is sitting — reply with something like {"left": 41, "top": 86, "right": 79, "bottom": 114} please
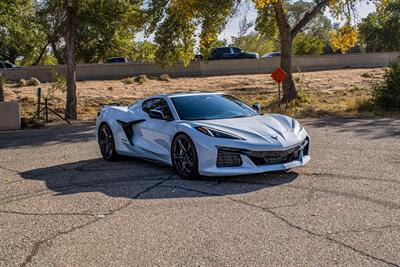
{"left": 271, "top": 135, "right": 278, "bottom": 140}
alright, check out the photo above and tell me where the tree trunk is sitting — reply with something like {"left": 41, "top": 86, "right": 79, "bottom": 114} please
{"left": 33, "top": 43, "right": 49, "bottom": 66}
{"left": 273, "top": 2, "right": 297, "bottom": 102}
{"left": 280, "top": 30, "right": 297, "bottom": 101}
{"left": 50, "top": 40, "right": 65, "bottom": 64}
{"left": 0, "top": 71, "right": 4, "bottom": 102}
{"left": 65, "top": 3, "right": 77, "bottom": 120}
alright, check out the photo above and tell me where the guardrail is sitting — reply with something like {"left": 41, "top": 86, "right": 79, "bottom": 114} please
{"left": 4, "top": 52, "right": 399, "bottom": 82}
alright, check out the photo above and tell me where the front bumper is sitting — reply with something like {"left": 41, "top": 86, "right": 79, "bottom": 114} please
{"left": 196, "top": 137, "right": 311, "bottom": 177}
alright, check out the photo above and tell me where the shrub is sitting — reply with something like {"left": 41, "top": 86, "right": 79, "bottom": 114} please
{"left": 134, "top": 74, "right": 147, "bottom": 84}
{"left": 159, "top": 74, "right": 171, "bottom": 82}
{"left": 361, "top": 72, "right": 373, "bottom": 78}
{"left": 28, "top": 77, "right": 41, "bottom": 86}
{"left": 123, "top": 77, "right": 134, "bottom": 84}
{"left": 19, "top": 79, "right": 28, "bottom": 87}
{"left": 372, "top": 57, "right": 400, "bottom": 110}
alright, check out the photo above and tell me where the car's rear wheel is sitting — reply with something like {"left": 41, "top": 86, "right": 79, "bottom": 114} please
{"left": 172, "top": 134, "right": 199, "bottom": 179}
{"left": 98, "top": 123, "right": 119, "bottom": 161}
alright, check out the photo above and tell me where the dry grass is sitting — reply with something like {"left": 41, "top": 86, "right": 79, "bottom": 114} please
{"left": 3, "top": 67, "right": 396, "bottom": 122}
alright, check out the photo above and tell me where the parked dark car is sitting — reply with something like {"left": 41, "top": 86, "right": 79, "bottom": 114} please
{"left": 0, "top": 61, "right": 20, "bottom": 69}
{"left": 262, "top": 52, "right": 281, "bottom": 58}
{"left": 106, "top": 57, "right": 129, "bottom": 64}
{"left": 209, "top": 47, "right": 259, "bottom": 60}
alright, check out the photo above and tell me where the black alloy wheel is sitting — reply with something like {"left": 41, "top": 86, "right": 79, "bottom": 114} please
{"left": 98, "top": 123, "right": 119, "bottom": 161}
{"left": 172, "top": 134, "right": 199, "bottom": 179}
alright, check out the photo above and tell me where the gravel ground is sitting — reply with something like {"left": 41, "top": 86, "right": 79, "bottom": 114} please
{"left": 3, "top": 68, "right": 385, "bottom": 120}
{"left": 0, "top": 117, "right": 399, "bottom": 266}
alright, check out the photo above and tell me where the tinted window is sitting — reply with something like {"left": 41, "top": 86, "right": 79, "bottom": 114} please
{"left": 171, "top": 94, "right": 257, "bottom": 120}
{"left": 217, "top": 48, "right": 231, "bottom": 54}
{"left": 142, "top": 98, "right": 173, "bottom": 120}
{"left": 107, "top": 58, "right": 127, "bottom": 63}
{"left": 232, "top": 47, "right": 241, "bottom": 53}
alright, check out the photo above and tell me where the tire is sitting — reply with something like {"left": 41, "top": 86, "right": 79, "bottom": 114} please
{"left": 171, "top": 133, "right": 199, "bottom": 179}
{"left": 98, "top": 123, "right": 120, "bottom": 161}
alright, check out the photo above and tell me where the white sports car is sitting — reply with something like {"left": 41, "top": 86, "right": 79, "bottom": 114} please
{"left": 96, "top": 92, "right": 310, "bottom": 179}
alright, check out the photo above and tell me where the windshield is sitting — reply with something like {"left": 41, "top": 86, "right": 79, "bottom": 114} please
{"left": 171, "top": 94, "right": 257, "bottom": 120}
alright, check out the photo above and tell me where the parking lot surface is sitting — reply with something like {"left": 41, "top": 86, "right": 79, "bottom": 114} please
{"left": 0, "top": 117, "right": 399, "bottom": 266}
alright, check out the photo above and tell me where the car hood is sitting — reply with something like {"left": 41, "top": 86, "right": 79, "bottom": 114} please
{"left": 193, "top": 114, "right": 304, "bottom": 149}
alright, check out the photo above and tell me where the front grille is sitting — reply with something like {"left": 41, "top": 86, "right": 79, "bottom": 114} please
{"left": 217, "top": 138, "right": 309, "bottom": 167}
{"left": 216, "top": 147, "right": 242, "bottom": 167}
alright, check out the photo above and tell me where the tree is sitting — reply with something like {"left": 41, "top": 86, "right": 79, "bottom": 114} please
{"left": 145, "top": 0, "right": 371, "bottom": 101}
{"left": 232, "top": 33, "right": 276, "bottom": 56}
{"left": 358, "top": 0, "right": 400, "bottom": 52}
{"left": 75, "top": 0, "right": 143, "bottom": 63}
{"left": 37, "top": 0, "right": 144, "bottom": 119}
{"left": 329, "top": 24, "right": 358, "bottom": 53}
{"left": 0, "top": 0, "right": 47, "bottom": 65}
{"left": 132, "top": 41, "right": 158, "bottom": 62}
{"left": 0, "top": 70, "right": 4, "bottom": 102}
{"left": 292, "top": 32, "right": 325, "bottom": 55}
{"left": 231, "top": 16, "right": 277, "bottom": 56}
{"left": 64, "top": 0, "right": 78, "bottom": 120}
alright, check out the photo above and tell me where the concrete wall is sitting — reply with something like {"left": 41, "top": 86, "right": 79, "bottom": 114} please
{"left": 4, "top": 52, "right": 399, "bottom": 82}
{"left": 0, "top": 102, "right": 20, "bottom": 131}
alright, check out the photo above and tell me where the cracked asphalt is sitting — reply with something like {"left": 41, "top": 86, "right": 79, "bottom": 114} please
{"left": 0, "top": 117, "right": 399, "bottom": 266}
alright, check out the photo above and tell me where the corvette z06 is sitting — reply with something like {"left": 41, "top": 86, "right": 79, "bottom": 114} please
{"left": 96, "top": 92, "right": 310, "bottom": 179}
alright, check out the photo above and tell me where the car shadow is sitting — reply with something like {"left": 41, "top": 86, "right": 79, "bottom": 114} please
{"left": 0, "top": 122, "right": 95, "bottom": 149}
{"left": 19, "top": 157, "right": 299, "bottom": 199}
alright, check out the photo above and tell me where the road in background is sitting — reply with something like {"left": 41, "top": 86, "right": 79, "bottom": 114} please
{"left": 0, "top": 118, "right": 399, "bottom": 266}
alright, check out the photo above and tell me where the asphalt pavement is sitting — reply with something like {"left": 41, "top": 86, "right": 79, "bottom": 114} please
{"left": 0, "top": 117, "right": 399, "bottom": 266}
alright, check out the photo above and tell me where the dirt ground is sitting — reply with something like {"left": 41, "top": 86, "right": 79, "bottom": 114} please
{"left": 3, "top": 68, "right": 387, "bottom": 122}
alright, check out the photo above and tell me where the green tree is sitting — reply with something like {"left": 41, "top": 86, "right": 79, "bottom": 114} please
{"left": 76, "top": 0, "right": 143, "bottom": 63}
{"left": 232, "top": 33, "right": 276, "bottom": 56}
{"left": 0, "top": 0, "right": 47, "bottom": 65}
{"left": 37, "top": 0, "right": 144, "bottom": 119}
{"left": 292, "top": 32, "right": 325, "bottom": 55}
{"left": 132, "top": 41, "right": 158, "bottom": 62}
{"left": 358, "top": 0, "right": 400, "bottom": 52}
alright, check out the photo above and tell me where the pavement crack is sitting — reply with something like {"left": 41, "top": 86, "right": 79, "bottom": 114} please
{"left": 19, "top": 174, "right": 173, "bottom": 267}
{"left": 204, "top": 178, "right": 400, "bottom": 211}
{"left": 164, "top": 185, "right": 399, "bottom": 267}
{"left": 326, "top": 224, "right": 400, "bottom": 236}
{"left": 0, "top": 164, "right": 19, "bottom": 174}
{"left": 300, "top": 171, "right": 400, "bottom": 186}
{"left": 0, "top": 210, "right": 96, "bottom": 217}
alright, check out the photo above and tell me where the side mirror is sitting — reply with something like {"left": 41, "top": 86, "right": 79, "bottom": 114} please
{"left": 252, "top": 103, "right": 261, "bottom": 113}
{"left": 148, "top": 109, "right": 165, "bottom": 120}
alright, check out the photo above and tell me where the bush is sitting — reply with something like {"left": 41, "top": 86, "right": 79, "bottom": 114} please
{"left": 134, "top": 75, "right": 147, "bottom": 84}
{"left": 372, "top": 57, "right": 400, "bottom": 110}
{"left": 19, "top": 79, "right": 28, "bottom": 87}
{"left": 28, "top": 77, "right": 41, "bottom": 86}
{"left": 123, "top": 77, "right": 134, "bottom": 84}
{"left": 159, "top": 74, "right": 171, "bottom": 82}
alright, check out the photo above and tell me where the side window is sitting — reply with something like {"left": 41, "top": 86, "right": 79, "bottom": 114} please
{"left": 142, "top": 98, "right": 173, "bottom": 120}
{"left": 232, "top": 47, "right": 241, "bottom": 54}
{"left": 221, "top": 47, "right": 231, "bottom": 54}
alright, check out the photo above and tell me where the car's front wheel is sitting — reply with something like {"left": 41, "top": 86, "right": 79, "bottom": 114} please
{"left": 172, "top": 134, "right": 199, "bottom": 179}
{"left": 98, "top": 123, "right": 119, "bottom": 161}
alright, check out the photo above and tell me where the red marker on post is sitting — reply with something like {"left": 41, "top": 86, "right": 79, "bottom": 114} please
{"left": 271, "top": 67, "right": 287, "bottom": 111}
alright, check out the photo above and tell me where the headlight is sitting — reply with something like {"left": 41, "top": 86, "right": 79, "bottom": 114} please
{"left": 195, "top": 126, "right": 245, "bottom": 140}
{"left": 292, "top": 118, "right": 303, "bottom": 133}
